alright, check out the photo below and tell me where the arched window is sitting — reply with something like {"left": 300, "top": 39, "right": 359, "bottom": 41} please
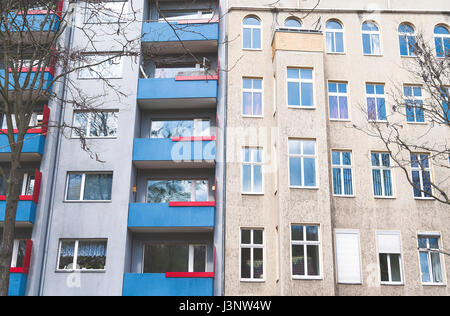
{"left": 398, "top": 23, "right": 416, "bottom": 57}
{"left": 362, "top": 21, "right": 381, "bottom": 55}
{"left": 434, "top": 25, "right": 450, "bottom": 58}
{"left": 326, "top": 20, "right": 344, "bottom": 53}
{"left": 284, "top": 18, "right": 302, "bottom": 30}
{"left": 243, "top": 16, "right": 261, "bottom": 50}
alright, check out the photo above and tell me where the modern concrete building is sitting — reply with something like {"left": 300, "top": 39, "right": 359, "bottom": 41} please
{"left": 1, "top": 0, "right": 449, "bottom": 297}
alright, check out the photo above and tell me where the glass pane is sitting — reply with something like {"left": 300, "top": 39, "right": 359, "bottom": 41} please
{"left": 335, "top": 32, "right": 344, "bottom": 52}
{"left": 253, "top": 248, "right": 264, "bottom": 279}
{"left": 307, "top": 245, "right": 320, "bottom": 276}
{"left": 147, "top": 180, "right": 191, "bottom": 203}
{"left": 241, "top": 230, "right": 251, "bottom": 244}
{"left": 15, "top": 240, "right": 27, "bottom": 268}
{"left": 300, "top": 69, "right": 313, "bottom": 80}
{"left": 383, "top": 170, "right": 393, "bottom": 196}
{"left": 288, "top": 82, "right": 300, "bottom": 106}
{"left": 287, "top": 68, "right": 299, "bottom": 79}
{"left": 289, "top": 158, "right": 302, "bottom": 187}
{"left": 253, "top": 165, "right": 263, "bottom": 193}
{"left": 253, "top": 92, "right": 262, "bottom": 116}
{"left": 90, "top": 112, "right": 118, "bottom": 137}
{"left": 390, "top": 254, "right": 402, "bottom": 282}
{"left": 306, "top": 226, "right": 319, "bottom": 241}
{"left": 372, "top": 169, "right": 382, "bottom": 196}
{"left": 150, "top": 120, "right": 193, "bottom": 138}
{"left": 195, "top": 180, "right": 208, "bottom": 202}
{"left": 288, "top": 140, "right": 301, "bottom": 155}
{"left": 144, "top": 244, "right": 189, "bottom": 273}
{"left": 243, "top": 28, "right": 252, "bottom": 49}
{"left": 429, "top": 238, "right": 439, "bottom": 249}
{"left": 241, "top": 248, "right": 251, "bottom": 278}
{"left": 73, "top": 113, "right": 88, "bottom": 137}
{"left": 303, "top": 140, "right": 315, "bottom": 155}
{"left": 243, "top": 165, "right": 252, "bottom": 192}
{"left": 301, "top": 83, "right": 314, "bottom": 106}
{"left": 83, "top": 174, "right": 113, "bottom": 201}
{"left": 304, "top": 158, "right": 316, "bottom": 187}
{"left": 291, "top": 225, "right": 304, "bottom": 241}
{"left": 292, "top": 245, "right": 305, "bottom": 276}
{"left": 193, "top": 246, "right": 206, "bottom": 273}
{"left": 329, "top": 96, "right": 339, "bottom": 119}
{"left": 419, "top": 252, "right": 431, "bottom": 283}
{"left": 253, "top": 29, "right": 261, "bottom": 49}
{"left": 333, "top": 168, "right": 342, "bottom": 195}
{"left": 339, "top": 96, "right": 348, "bottom": 119}
{"left": 379, "top": 254, "right": 389, "bottom": 282}
{"left": 253, "top": 230, "right": 263, "bottom": 245}
{"left": 66, "top": 174, "right": 82, "bottom": 200}
{"left": 77, "top": 241, "right": 107, "bottom": 270}
{"left": 418, "top": 238, "right": 428, "bottom": 249}
{"left": 363, "top": 33, "right": 372, "bottom": 54}
{"left": 58, "top": 241, "right": 75, "bottom": 270}
{"left": 431, "top": 252, "right": 443, "bottom": 283}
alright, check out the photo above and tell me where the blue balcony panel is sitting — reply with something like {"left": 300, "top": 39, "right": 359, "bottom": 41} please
{"left": 0, "top": 201, "right": 37, "bottom": 226}
{"left": 137, "top": 78, "right": 217, "bottom": 109}
{"left": 0, "top": 134, "right": 45, "bottom": 161}
{"left": 142, "top": 22, "right": 218, "bottom": 54}
{"left": 123, "top": 273, "right": 214, "bottom": 296}
{"left": 0, "top": 70, "right": 54, "bottom": 93}
{"left": 8, "top": 273, "right": 28, "bottom": 296}
{"left": 6, "top": 13, "right": 61, "bottom": 33}
{"left": 133, "top": 138, "right": 216, "bottom": 169}
{"left": 128, "top": 203, "right": 215, "bottom": 232}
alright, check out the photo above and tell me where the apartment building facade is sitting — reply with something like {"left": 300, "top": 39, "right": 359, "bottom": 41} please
{"left": 0, "top": 0, "right": 449, "bottom": 296}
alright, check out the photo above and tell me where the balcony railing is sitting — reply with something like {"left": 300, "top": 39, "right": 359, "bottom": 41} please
{"left": 8, "top": 239, "right": 32, "bottom": 296}
{"left": 0, "top": 68, "right": 54, "bottom": 93}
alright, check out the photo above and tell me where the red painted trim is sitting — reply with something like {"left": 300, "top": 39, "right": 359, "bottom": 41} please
{"left": 0, "top": 195, "right": 35, "bottom": 201}
{"left": 169, "top": 201, "right": 216, "bottom": 207}
{"left": 176, "top": 19, "right": 219, "bottom": 25}
{"left": 0, "top": 128, "right": 43, "bottom": 134}
{"left": 32, "top": 170, "right": 42, "bottom": 204}
{"left": 8, "top": 67, "right": 55, "bottom": 77}
{"left": 10, "top": 267, "right": 25, "bottom": 273}
{"left": 172, "top": 136, "right": 216, "bottom": 142}
{"left": 165, "top": 272, "right": 214, "bottom": 278}
{"left": 22, "top": 240, "right": 33, "bottom": 274}
{"left": 175, "top": 75, "right": 219, "bottom": 81}
{"left": 42, "top": 105, "right": 50, "bottom": 136}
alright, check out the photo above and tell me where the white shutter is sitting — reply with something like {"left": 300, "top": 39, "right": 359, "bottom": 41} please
{"left": 335, "top": 230, "right": 362, "bottom": 284}
{"left": 377, "top": 232, "right": 401, "bottom": 254}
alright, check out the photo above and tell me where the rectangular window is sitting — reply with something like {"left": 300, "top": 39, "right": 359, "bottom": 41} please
{"left": 57, "top": 239, "right": 107, "bottom": 271}
{"left": 291, "top": 225, "right": 321, "bottom": 278}
{"left": 371, "top": 152, "right": 394, "bottom": 197}
{"left": 84, "top": 1, "right": 127, "bottom": 24}
{"left": 442, "top": 87, "right": 449, "bottom": 123}
{"left": 0, "top": 238, "right": 27, "bottom": 268}
{"left": 21, "top": 173, "right": 35, "bottom": 196}
{"left": 418, "top": 234, "right": 444, "bottom": 284}
{"left": 332, "top": 151, "right": 353, "bottom": 196}
{"left": 150, "top": 119, "right": 210, "bottom": 138}
{"left": 366, "top": 84, "right": 386, "bottom": 121}
{"left": 1, "top": 112, "right": 43, "bottom": 130}
{"left": 65, "top": 172, "right": 113, "bottom": 201}
{"left": 72, "top": 111, "right": 118, "bottom": 138}
{"left": 147, "top": 179, "right": 208, "bottom": 203}
{"left": 287, "top": 68, "right": 314, "bottom": 107}
{"left": 377, "top": 232, "right": 403, "bottom": 284}
{"left": 159, "top": 10, "right": 213, "bottom": 21}
{"left": 335, "top": 230, "right": 362, "bottom": 284}
{"left": 242, "top": 78, "right": 262, "bottom": 116}
{"left": 240, "top": 229, "right": 264, "bottom": 281}
{"left": 78, "top": 55, "right": 123, "bottom": 79}
{"left": 143, "top": 244, "right": 207, "bottom": 273}
{"left": 289, "top": 139, "right": 316, "bottom": 188}
{"left": 411, "top": 154, "right": 433, "bottom": 199}
{"left": 404, "top": 86, "right": 425, "bottom": 123}
{"left": 242, "top": 148, "right": 263, "bottom": 194}
{"left": 328, "top": 82, "right": 349, "bottom": 120}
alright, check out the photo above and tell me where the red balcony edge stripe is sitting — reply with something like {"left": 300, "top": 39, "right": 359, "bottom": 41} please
{"left": 165, "top": 272, "right": 214, "bottom": 278}
{"left": 171, "top": 136, "right": 216, "bottom": 142}
{"left": 176, "top": 19, "right": 219, "bottom": 25}
{"left": 175, "top": 75, "right": 219, "bottom": 81}
{"left": 8, "top": 67, "right": 55, "bottom": 77}
{"left": 0, "top": 195, "right": 34, "bottom": 201}
{"left": 17, "top": 1, "right": 63, "bottom": 18}
{"left": 9, "top": 239, "right": 32, "bottom": 274}
{"left": 169, "top": 201, "right": 216, "bottom": 207}
{"left": 0, "top": 128, "right": 43, "bottom": 134}
{"left": 32, "top": 170, "right": 42, "bottom": 204}
{"left": 10, "top": 267, "right": 25, "bottom": 273}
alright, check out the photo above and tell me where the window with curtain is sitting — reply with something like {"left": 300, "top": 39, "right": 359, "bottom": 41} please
{"left": 332, "top": 151, "right": 353, "bottom": 196}
{"left": 411, "top": 154, "right": 433, "bottom": 199}
{"left": 291, "top": 225, "right": 321, "bottom": 278}
{"left": 72, "top": 111, "right": 118, "bottom": 138}
{"left": 325, "top": 20, "right": 344, "bottom": 53}
{"left": 371, "top": 152, "right": 394, "bottom": 197}
{"left": 434, "top": 25, "right": 450, "bottom": 58}
{"left": 57, "top": 239, "right": 107, "bottom": 271}
{"left": 328, "top": 82, "right": 349, "bottom": 120}
{"left": 418, "top": 235, "right": 443, "bottom": 284}
{"left": 243, "top": 16, "right": 261, "bottom": 50}
{"left": 366, "top": 83, "right": 387, "bottom": 121}
{"left": 242, "top": 148, "right": 263, "bottom": 194}
{"left": 362, "top": 21, "right": 381, "bottom": 55}
{"left": 404, "top": 86, "right": 425, "bottom": 123}
{"left": 242, "top": 78, "right": 263, "bottom": 116}
{"left": 398, "top": 23, "right": 416, "bottom": 57}
{"left": 143, "top": 244, "right": 207, "bottom": 273}
{"left": 289, "top": 139, "right": 316, "bottom": 188}
{"left": 240, "top": 229, "right": 264, "bottom": 281}
{"left": 287, "top": 68, "right": 314, "bottom": 107}
{"left": 66, "top": 172, "right": 113, "bottom": 201}
{"left": 377, "top": 232, "right": 403, "bottom": 284}
{"left": 147, "top": 179, "right": 208, "bottom": 203}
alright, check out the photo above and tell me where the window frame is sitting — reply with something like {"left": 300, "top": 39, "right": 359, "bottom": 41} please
{"left": 327, "top": 81, "right": 350, "bottom": 121}
{"left": 64, "top": 172, "right": 113, "bottom": 202}
{"left": 56, "top": 239, "right": 108, "bottom": 272}
{"left": 434, "top": 24, "right": 450, "bottom": 58}
{"left": 240, "top": 228, "right": 265, "bottom": 282}
{"left": 366, "top": 83, "right": 387, "bottom": 122}
{"left": 325, "top": 20, "right": 345, "bottom": 54}
{"left": 242, "top": 16, "right": 262, "bottom": 51}
{"left": 417, "top": 233, "right": 446, "bottom": 286}
{"left": 376, "top": 231, "right": 404, "bottom": 286}
{"left": 361, "top": 21, "right": 382, "bottom": 56}
{"left": 288, "top": 139, "right": 318, "bottom": 189}
{"left": 404, "top": 85, "right": 425, "bottom": 124}
{"left": 398, "top": 23, "right": 417, "bottom": 57}
{"left": 410, "top": 153, "right": 434, "bottom": 200}
{"left": 370, "top": 152, "right": 395, "bottom": 199}
{"left": 78, "top": 54, "right": 123, "bottom": 80}
{"left": 71, "top": 110, "right": 119, "bottom": 139}
{"left": 290, "top": 224, "right": 322, "bottom": 280}
{"left": 241, "top": 147, "right": 264, "bottom": 195}
{"left": 146, "top": 178, "right": 210, "bottom": 203}
{"left": 242, "top": 77, "right": 264, "bottom": 117}
{"left": 287, "top": 68, "right": 315, "bottom": 109}
{"left": 331, "top": 150, "right": 354, "bottom": 197}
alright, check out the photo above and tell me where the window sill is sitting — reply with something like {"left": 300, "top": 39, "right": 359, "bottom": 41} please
{"left": 333, "top": 195, "right": 355, "bottom": 198}
{"left": 292, "top": 276, "right": 323, "bottom": 281}
{"left": 71, "top": 137, "right": 118, "bottom": 140}
{"left": 288, "top": 106, "right": 316, "bottom": 110}
{"left": 240, "top": 279, "right": 265, "bottom": 283}
{"left": 242, "top": 48, "right": 262, "bottom": 52}
{"left": 241, "top": 192, "right": 264, "bottom": 196}
{"left": 326, "top": 52, "right": 346, "bottom": 55}
{"left": 422, "top": 283, "right": 446, "bottom": 287}
{"left": 414, "top": 197, "right": 435, "bottom": 201}
{"left": 63, "top": 200, "right": 113, "bottom": 203}
{"left": 380, "top": 282, "right": 404, "bottom": 286}
{"left": 290, "top": 186, "right": 319, "bottom": 190}
{"left": 55, "top": 269, "right": 106, "bottom": 273}
{"left": 242, "top": 115, "right": 264, "bottom": 119}
{"left": 329, "top": 118, "right": 351, "bottom": 122}
{"left": 363, "top": 54, "right": 384, "bottom": 57}
{"left": 374, "top": 196, "right": 396, "bottom": 200}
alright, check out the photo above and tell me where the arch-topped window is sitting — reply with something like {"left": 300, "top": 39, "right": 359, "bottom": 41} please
{"left": 243, "top": 16, "right": 261, "bottom": 50}
{"left": 325, "top": 20, "right": 344, "bottom": 53}
{"left": 362, "top": 21, "right": 381, "bottom": 55}
{"left": 284, "top": 17, "right": 302, "bottom": 29}
{"left": 398, "top": 23, "right": 416, "bottom": 57}
{"left": 434, "top": 25, "right": 450, "bottom": 58}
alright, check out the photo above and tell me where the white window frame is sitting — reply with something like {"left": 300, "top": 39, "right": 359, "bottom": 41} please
{"left": 78, "top": 55, "right": 123, "bottom": 79}
{"left": 325, "top": 20, "right": 345, "bottom": 54}
{"left": 411, "top": 153, "right": 434, "bottom": 200}
{"left": 56, "top": 239, "right": 107, "bottom": 272}
{"left": 242, "top": 78, "right": 263, "bottom": 117}
{"left": 290, "top": 224, "right": 322, "bottom": 280}
{"left": 10, "top": 239, "right": 27, "bottom": 268}
{"left": 287, "top": 68, "right": 315, "bottom": 109}
{"left": 331, "top": 150, "right": 354, "bottom": 197}
{"left": 399, "top": 24, "right": 417, "bottom": 57}
{"left": 434, "top": 25, "right": 450, "bottom": 58}
{"left": 288, "top": 139, "right": 318, "bottom": 189}
{"left": 362, "top": 21, "right": 382, "bottom": 56}
{"left": 371, "top": 152, "right": 395, "bottom": 198}
{"left": 242, "top": 17, "right": 262, "bottom": 50}
{"left": 241, "top": 147, "right": 263, "bottom": 195}
{"left": 21, "top": 173, "right": 35, "bottom": 196}
{"left": 64, "top": 172, "right": 113, "bottom": 202}
{"left": 328, "top": 81, "right": 350, "bottom": 121}
{"left": 71, "top": 111, "right": 118, "bottom": 139}
{"left": 417, "top": 233, "right": 445, "bottom": 286}
{"left": 404, "top": 85, "right": 425, "bottom": 124}
{"left": 376, "top": 231, "right": 404, "bottom": 285}
{"left": 366, "top": 83, "right": 387, "bottom": 122}
{"left": 240, "top": 228, "right": 265, "bottom": 282}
